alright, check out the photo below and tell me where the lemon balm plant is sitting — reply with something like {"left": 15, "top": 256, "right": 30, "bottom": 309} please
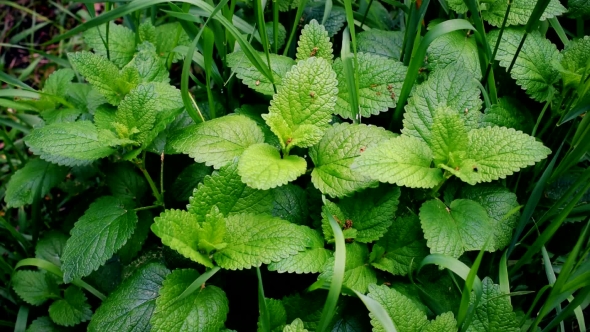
{"left": 1, "top": 0, "right": 589, "bottom": 331}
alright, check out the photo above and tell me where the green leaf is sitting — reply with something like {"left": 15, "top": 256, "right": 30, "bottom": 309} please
{"left": 482, "top": 0, "right": 567, "bottom": 27}
{"left": 480, "top": 97, "right": 532, "bottom": 133}
{"left": 427, "top": 31, "right": 481, "bottom": 79}
{"left": 319, "top": 242, "right": 377, "bottom": 294}
{"left": 282, "top": 292, "right": 324, "bottom": 330}
{"left": 310, "top": 122, "right": 395, "bottom": 197}
{"left": 150, "top": 269, "right": 229, "bottom": 332}
{"left": 371, "top": 214, "right": 429, "bottom": 276}
{"left": 367, "top": 284, "right": 429, "bottom": 331}
{"left": 68, "top": 51, "right": 136, "bottom": 105}
{"left": 271, "top": 184, "right": 309, "bottom": 225}
{"left": 258, "top": 298, "right": 287, "bottom": 332}
{"left": 41, "top": 109, "right": 81, "bottom": 124}
{"left": 465, "top": 277, "right": 519, "bottom": 332}
{"left": 151, "top": 209, "right": 213, "bottom": 267}
{"left": 169, "top": 114, "right": 265, "bottom": 169}
{"left": 26, "top": 316, "right": 64, "bottom": 332}
{"left": 227, "top": 50, "right": 295, "bottom": 96}
{"left": 488, "top": 28, "right": 561, "bottom": 102}
{"left": 25, "top": 121, "right": 117, "bottom": 166}
{"left": 296, "top": 19, "right": 333, "bottom": 61}
{"left": 567, "top": 0, "right": 590, "bottom": 18}
{"left": 88, "top": 263, "right": 170, "bottom": 332}
{"left": 268, "top": 228, "right": 332, "bottom": 274}
{"left": 430, "top": 107, "right": 468, "bottom": 166}
{"left": 115, "top": 82, "right": 182, "bottom": 144}
{"left": 324, "top": 185, "right": 400, "bottom": 243}
{"left": 48, "top": 286, "right": 92, "bottom": 327}
{"left": 125, "top": 42, "right": 170, "bottom": 83}
{"left": 419, "top": 199, "right": 493, "bottom": 257}
{"left": 423, "top": 312, "right": 458, "bottom": 332}
{"left": 67, "top": 83, "right": 107, "bottom": 114}
{"left": 460, "top": 184, "right": 520, "bottom": 251}
{"left": 303, "top": 4, "right": 346, "bottom": 37}
{"left": 61, "top": 196, "right": 138, "bottom": 283}
{"left": 43, "top": 68, "right": 75, "bottom": 98}
{"left": 187, "top": 160, "right": 273, "bottom": 222}
{"left": 333, "top": 52, "right": 406, "bottom": 119}
{"left": 213, "top": 214, "right": 311, "bottom": 270}
{"left": 4, "top": 158, "right": 69, "bottom": 208}
{"left": 402, "top": 64, "right": 483, "bottom": 145}
{"left": 357, "top": 29, "right": 404, "bottom": 59}
{"left": 442, "top": 126, "right": 551, "bottom": 185}
{"left": 105, "top": 163, "right": 148, "bottom": 204}
{"left": 446, "top": 0, "right": 468, "bottom": 14}
{"left": 560, "top": 36, "right": 590, "bottom": 87}
{"left": 266, "top": 22, "right": 287, "bottom": 49}
{"left": 83, "top": 23, "right": 136, "bottom": 68}
{"left": 197, "top": 207, "right": 227, "bottom": 254}
{"left": 35, "top": 231, "right": 68, "bottom": 268}
{"left": 263, "top": 57, "right": 338, "bottom": 149}
{"left": 351, "top": 135, "right": 443, "bottom": 189}
{"left": 238, "top": 143, "right": 307, "bottom": 190}
{"left": 171, "top": 163, "right": 212, "bottom": 201}
{"left": 12, "top": 270, "right": 60, "bottom": 306}
{"left": 117, "top": 210, "right": 153, "bottom": 264}
{"left": 283, "top": 318, "right": 308, "bottom": 332}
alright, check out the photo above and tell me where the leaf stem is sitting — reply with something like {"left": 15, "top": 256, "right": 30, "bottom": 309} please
{"left": 135, "top": 152, "right": 164, "bottom": 206}
{"left": 134, "top": 205, "right": 161, "bottom": 212}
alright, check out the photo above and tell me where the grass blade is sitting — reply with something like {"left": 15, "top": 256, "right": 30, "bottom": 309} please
{"left": 548, "top": 17, "right": 569, "bottom": 46}
{"left": 14, "top": 306, "right": 28, "bottom": 332}
{"left": 353, "top": 290, "right": 397, "bottom": 332}
{"left": 341, "top": 28, "right": 360, "bottom": 123}
{"left": 176, "top": 267, "right": 221, "bottom": 302}
{"left": 284, "top": 0, "right": 309, "bottom": 56}
{"left": 499, "top": 252, "right": 510, "bottom": 304}
{"left": 458, "top": 242, "right": 487, "bottom": 331}
{"left": 257, "top": 267, "right": 271, "bottom": 332}
{"left": 317, "top": 203, "right": 346, "bottom": 332}
{"left": 203, "top": 27, "right": 217, "bottom": 119}
{"left": 542, "top": 287, "right": 590, "bottom": 332}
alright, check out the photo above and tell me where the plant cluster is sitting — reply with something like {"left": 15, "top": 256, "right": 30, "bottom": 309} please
{"left": 1, "top": 0, "right": 589, "bottom": 331}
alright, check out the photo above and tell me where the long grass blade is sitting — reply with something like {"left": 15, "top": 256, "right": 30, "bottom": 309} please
{"left": 458, "top": 242, "right": 487, "bottom": 331}
{"left": 317, "top": 205, "right": 346, "bottom": 332}
{"left": 542, "top": 287, "right": 590, "bottom": 332}
{"left": 499, "top": 252, "right": 510, "bottom": 304}
{"left": 341, "top": 28, "right": 360, "bottom": 123}
{"left": 353, "top": 290, "right": 397, "bottom": 332}
{"left": 257, "top": 267, "right": 271, "bottom": 332}
{"left": 14, "top": 306, "right": 28, "bottom": 332}
{"left": 203, "top": 27, "right": 217, "bottom": 119}
{"left": 284, "top": 0, "right": 309, "bottom": 56}
{"left": 176, "top": 267, "right": 221, "bottom": 302}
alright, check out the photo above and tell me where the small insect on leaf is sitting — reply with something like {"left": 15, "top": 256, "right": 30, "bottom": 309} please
{"left": 390, "top": 92, "right": 396, "bottom": 100}
{"left": 386, "top": 84, "right": 393, "bottom": 91}
{"left": 344, "top": 219, "right": 353, "bottom": 229}
{"left": 255, "top": 80, "right": 260, "bottom": 86}
{"left": 464, "top": 108, "right": 469, "bottom": 115}
{"left": 360, "top": 146, "right": 366, "bottom": 153}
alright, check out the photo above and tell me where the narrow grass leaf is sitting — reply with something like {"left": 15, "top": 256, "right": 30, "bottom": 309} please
{"left": 257, "top": 267, "right": 271, "bottom": 332}
{"left": 14, "top": 306, "right": 28, "bottom": 332}
{"left": 353, "top": 290, "right": 397, "bottom": 332}
{"left": 176, "top": 266, "right": 221, "bottom": 302}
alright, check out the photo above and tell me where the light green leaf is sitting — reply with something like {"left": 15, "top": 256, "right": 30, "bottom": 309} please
{"left": 268, "top": 228, "right": 332, "bottom": 274}
{"left": 296, "top": 19, "right": 333, "bottom": 61}
{"left": 488, "top": 29, "right": 561, "bottom": 102}
{"left": 371, "top": 214, "right": 429, "bottom": 276}
{"left": 213, "top": 214, "right": 311, "bottom": 270}
{"left": 169, "top": 115, "right": 265, "bottom": 169}
{"left": 367, "top": 284, "right": 428, "bottom": 331}
{"left": 263, "top": 57, "right": 338, "bottom": 149}
{"left": 12, "top": 270, "right": 60, "bottom": 306}
{"left": 324, "top": 185, "right": 400, "bottom": 243}
{"left": 25, "top": 121, "right": 117, "bottom": 166}
{"left": 560, "top": 36, "right": 590, "bottom": 87}
{"left": 48, "top": 286, "right": 92, "bottom": 327}
{"left": 151, "top": 269, "right": 229, "bottom": 332}
{"left": 319, "top": 242, "right": 377, "bottom": 294}
{"left": 310, "top": 122, "right": 395, "bottom": 197}
{"left": 61, "top": 196, "right": 138, "bottom": 282}
{"left": 430, "top": 107, "right": 468, "bottom": 166}
{"left": 271, "top": 184, "right": 309, "bottom": 225}
{"left": 357, "top": 29, "right": 404, "bottom": 59}
{"left": 188, "top": 160, "right": 274, "bottom": 221}
{"left": 88, "top": 263, "right": 170, "bottom": 332}
{"left": 283, "top": 318, "right": 308, "bottom": 332}
{"left": 40, "top": 109, "right": 81, "bottom": 124}
{"left": 115, "top": 82, "right": 182, "bottom": 144}
{"left": 35, "top": 231, "right": 68, "bottom": 268}
{"left": 26, "top": 316, "right": 64, "bottom": 332}
{"left": 197, "top": 207, "right": 227, "bottom": 254}
{"left": 43, "top": 68, "right": 75, "bottom": 98}
{"left": 351, "top": 135, "right": 443, "bottom": 189}
{"left": 482, "top": 0, "right": 567, "bottom": 27}
{"left": 125, "top": 42, "right": 169, "bottom": 83}
{"left": 227, "top": 50, "right": 295, "bottom": 96}
{"left": 151, "top": 209, "right": 213, "bottom": 267}
{"left": 446, "top": 0, "right": 468, "bottom": 14}
{"left": 67, "top": 83, "right": 107, "bottom": 114}
{"left": 466, "top": 277, "right": 519, "bottom": 332}
{"left": 422, "top": 312, "right": 458, "bottom": 332}
{"left": 68, "top": 51, "right": 137, "bottom": 105}
{"left": 83, "top": 23, "right": 136, "bottom": 68}
{"left": 333, "top": 52, "right": 406, "bottom": 119}
{"left": 152, "top": 22, "right": 191, "bottom": 62}
{"left": 238, "top": 143, "right": 307, "bottom": 190}
{"left": 171, "top": 163, "right": 212, "bottom": 202}
{"left": 442, "top": 126, "right": 551, "bottom": 185}
{"left": 4, "top": 158, "right": 69, "bottom": 208}
{"left": 480, "top": 97, "right": 532, "bottom": 133}
{"left": 460, "top": 184, "right": 520, "bottom": 250}
{"left": 419, "top": 199, "right": 493, "bottom": 257}
{"left": 402, "top": 64, "right": 483, "bottom": 145}
{"left": 258, "top": 298, "right": 287, "bottom": 332}
{"left": 427, "top": 31, "right": 481, "bottom": 79}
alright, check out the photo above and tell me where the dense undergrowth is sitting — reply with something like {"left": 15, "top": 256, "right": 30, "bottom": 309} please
{"left": 1, "top": 0, "right": 590, "bottom": 331}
